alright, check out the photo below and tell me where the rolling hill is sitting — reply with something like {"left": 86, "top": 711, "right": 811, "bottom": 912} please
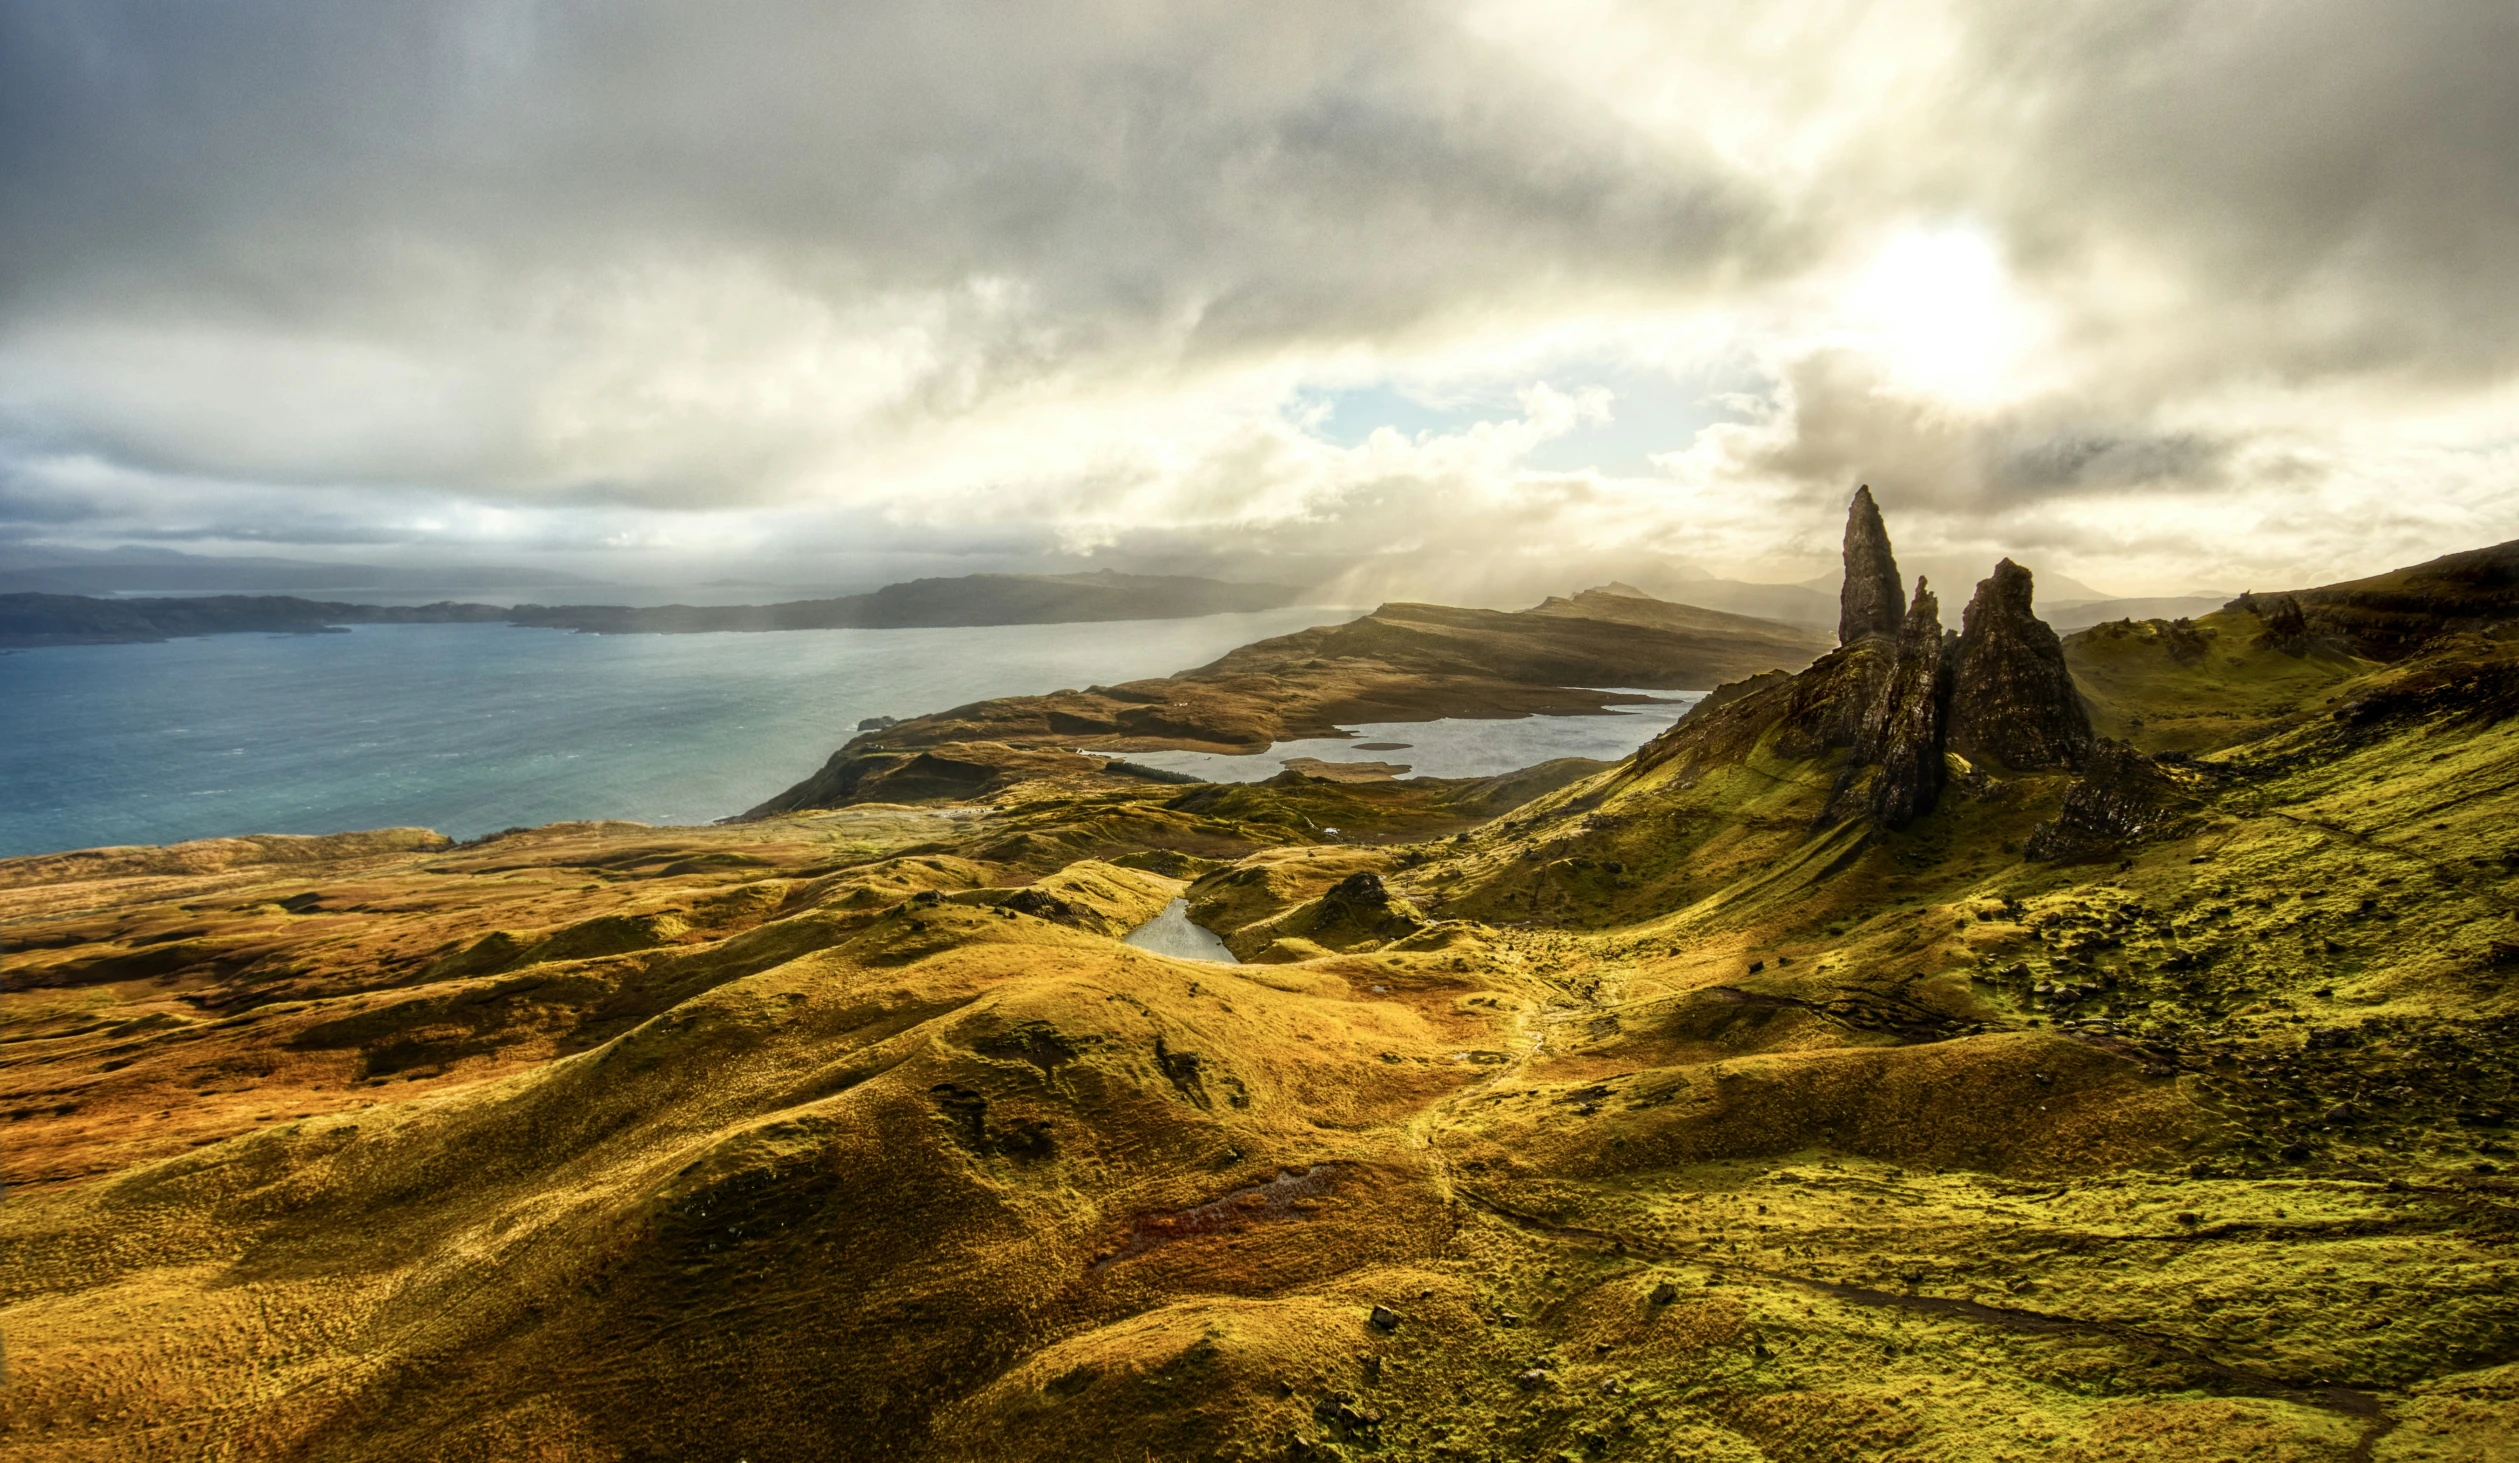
{"left": 4, "top": 498, "right": 2517, "bottom": 1461}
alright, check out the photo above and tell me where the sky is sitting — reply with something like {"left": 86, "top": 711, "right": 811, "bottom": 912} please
{"left": 3, "top": 0, "right": 2515, "bottom": 602}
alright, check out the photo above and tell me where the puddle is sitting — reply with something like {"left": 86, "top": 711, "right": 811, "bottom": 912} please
{"left": 1121, "top": 899, "right": 1239, "bottom": 963}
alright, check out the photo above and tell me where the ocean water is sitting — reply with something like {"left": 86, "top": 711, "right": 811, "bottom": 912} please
{"left": 0, "top": 610, "right": 1354, "bottom": 858}
{"left": 0, "top": 617, "right": 1707, "bottom": 859}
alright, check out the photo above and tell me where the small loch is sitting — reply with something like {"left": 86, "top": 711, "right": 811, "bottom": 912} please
{"left": 1121, "top": 899, "right": 1240, "bottom": 963}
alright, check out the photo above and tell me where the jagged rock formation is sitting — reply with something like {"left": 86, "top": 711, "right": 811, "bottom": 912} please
{"left": 2254, "top": 592, "right": 2312, "bottom": 655}
{"left": 1645, "top": 497, "right": 2101, "bottom": 832}
{"left": 1949, "top": 559, "right": 2094, "bottom": 772}
{"left": 2024, "top": 738, "right": 2197, "bottom": 861}
{"left": 1847, "top": 578, "right": 1949, "bottom": 826}
{"left": 1837, "top": 484, "right": 1906, "bottom": 645}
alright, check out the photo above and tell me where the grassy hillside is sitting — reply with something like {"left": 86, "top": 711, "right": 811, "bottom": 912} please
{"left": 5, "top": 560, "right": 2518, "bottom": 1460}
{"left": 748, "top": 593, "right": 1829, "bottom": 816}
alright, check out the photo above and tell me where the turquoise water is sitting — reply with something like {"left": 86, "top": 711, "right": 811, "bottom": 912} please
{"left": 0, "top": 615, "right": 1712, "bottom": 859}
{"left": 0, "top": 609, "right": 1355, "bottom": 858}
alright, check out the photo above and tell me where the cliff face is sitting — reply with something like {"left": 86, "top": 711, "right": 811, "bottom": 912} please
{"left": 1638, "top": 489, "right": 2096, "bottom": 831}
{"left": 1850, "top": 579, "right": 1951, "bottom": 826}
{"left": 2245, "top": 536, "right": 2519, "bottom": 660}
{"left": 1837, "top": 484, "right": 1906, "bottom": 646}
{"left": 1949, "top": 559, "right": 2094, "bottom": 772}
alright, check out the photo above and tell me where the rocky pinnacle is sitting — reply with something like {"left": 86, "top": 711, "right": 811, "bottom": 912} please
{"left": 1838, "top": 484, "right": 1906, "bottom": 646}
{"left": 1949, "top": 558, "right": 2094, "bottom": 772}
{"left": 1856, "top": 577, "right": 1949, "bottom": 826}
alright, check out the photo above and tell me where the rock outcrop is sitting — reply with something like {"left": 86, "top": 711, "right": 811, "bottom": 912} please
{"left": 1838, "top": 485, "right": 1907, "bottom": 646}
{"left": 1646, "top": 493, "right": 2102, "bottom": 833}
{"left": 1949, "top": 559, "right": 2094, "bottom": 772}
{"left": 1848, "top": 578, "right": 1949, "bottom": 826}
{"left": 2254, "top": 593, "right": 2312, "bottom": 655}
{"left": 2024, "top": 739, "right": 2197, "bottom": 861}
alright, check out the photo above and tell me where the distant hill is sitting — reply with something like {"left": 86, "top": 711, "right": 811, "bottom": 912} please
{"left": 0, "top": 571, "right": 1303, "bottom": 647}
{"left": 1644, "top": 575, "right": 1837, "bottom": 627}
{"left": 0, "top": 544, "right": 607, "bottom": 598}
{"left": 0, "top": 594, "right": 509, "bottom": 647}
{"left": 503, "top": 571, "right": 1300, "bottom": 634}
{"left": 1524, "top": 584, "right": 1830, "bottom": 660}
{"left": 2042, "top": 594, "right": 2233, "bottom": 632}
{"left": 747, "top": 591, "right": 1833, "bottom": 813}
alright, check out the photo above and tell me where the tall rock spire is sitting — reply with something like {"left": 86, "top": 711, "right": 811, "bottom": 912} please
{"left": 1838, "top": 484, "right": 1905, "bottom": 646}
{"left": 1948, "top": 559, "right": 2093, "bottom": 772}
{"left": 1853, "top": 577, "right": 1949, "bottom": 826}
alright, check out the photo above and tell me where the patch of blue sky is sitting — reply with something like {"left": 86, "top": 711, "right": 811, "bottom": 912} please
{"left": 1291, "top": 358, "right": 1768, "bottom": 476}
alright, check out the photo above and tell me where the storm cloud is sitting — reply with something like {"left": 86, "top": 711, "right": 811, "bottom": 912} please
{"left": 0, "top": 0, "right": 2511, "bottom": 594}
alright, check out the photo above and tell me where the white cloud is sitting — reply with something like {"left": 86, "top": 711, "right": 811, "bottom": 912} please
{"left": 0, "top": 0, "right": 2513, "bottom": 594}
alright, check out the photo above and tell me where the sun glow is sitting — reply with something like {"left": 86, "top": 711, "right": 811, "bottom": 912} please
{"left": 1844, "top": 225, "right": 2025, "bottom": 405}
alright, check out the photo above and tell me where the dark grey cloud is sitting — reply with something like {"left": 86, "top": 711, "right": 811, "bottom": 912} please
{"left": 1958, "top": 0, "right": 2519, "bottom": 385}
{"left": 0, "top": 1, "right": 1768, "bottom": 343}
{"left": 1742, "top": 351, "right": 2232, "bottom": 506}
{"left": 0, "top": 466, "right": 104, "bottom": 525}
{"left": 0, "top": 0, "right": 2511, "bottom": 590}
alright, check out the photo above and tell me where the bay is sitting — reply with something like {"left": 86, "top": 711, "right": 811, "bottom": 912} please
{"left": 0, "top": 609, "right": 1356, "bottom": 858}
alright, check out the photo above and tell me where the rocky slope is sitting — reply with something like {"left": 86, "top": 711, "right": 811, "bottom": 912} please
{"left": 5, "top": 502, "right": 2519, "bottom": 1462}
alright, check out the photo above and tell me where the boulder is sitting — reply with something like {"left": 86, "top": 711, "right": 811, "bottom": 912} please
{"left": 2257, "top": 593, "right": 2312, "bottom": 655}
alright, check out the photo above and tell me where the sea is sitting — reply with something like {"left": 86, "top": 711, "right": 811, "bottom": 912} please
{"left": 0, "top": 612, "right": 1702, "bottom": 859}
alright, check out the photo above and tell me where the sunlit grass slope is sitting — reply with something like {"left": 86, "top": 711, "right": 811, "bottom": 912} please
{"left": 4, "top": 599, "right": 2518, "bottom": 1460}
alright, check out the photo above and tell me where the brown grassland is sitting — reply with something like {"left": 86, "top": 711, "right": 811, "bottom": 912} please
{"left": 4, "top": 544, "right": 2518, "bottom": 1461}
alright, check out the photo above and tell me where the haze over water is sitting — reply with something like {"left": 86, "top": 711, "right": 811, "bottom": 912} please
{"left": 0, "top": 611, "right": 1698, "bottom": 858}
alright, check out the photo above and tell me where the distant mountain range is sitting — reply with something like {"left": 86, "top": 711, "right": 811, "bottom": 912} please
{"left": 0, "top": 544, "right": 610, "bottom": 599}
{"left": 502, "top": 571, "right": 1300, "bottom": 634}
{"left": 0, "top": 571, "right": 1305, "bottom": 647}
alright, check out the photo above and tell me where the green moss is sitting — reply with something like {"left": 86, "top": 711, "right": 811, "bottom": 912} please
{"left": 2064, "top": 609, "right": 2372, "bottom": 753}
